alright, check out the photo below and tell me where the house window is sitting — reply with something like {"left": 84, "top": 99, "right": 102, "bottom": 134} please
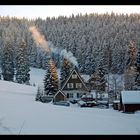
{"left": 67, "top": 83, "right": 74, "bottom": 88}
{"left": 67, "top": 93, "right": 73, "bottom": 98}
{"left": 77, "top": 93, "right": 80, "bottom": 98}
{"left": 72, "top": 74, "right": 77, "bottom": 79}
{"left": 76, "top": 83, "right": 82, "bottom": 88}
{"left": 67, "top": 93, "right": 69, "bottom": 98}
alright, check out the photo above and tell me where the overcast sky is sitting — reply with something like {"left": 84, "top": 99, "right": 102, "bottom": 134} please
{"left": 0, "top": 5, "right": 140, "bottom": 19}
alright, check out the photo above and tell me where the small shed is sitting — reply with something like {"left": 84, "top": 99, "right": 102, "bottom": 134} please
{"left": 113, "top": 100, "right": 120, "bottom": 110}
{"left": 120, "top": 91, "right": 140, "bottom": 112}
{"left": 53, "top": 90, "right": 66, "bottom": 102}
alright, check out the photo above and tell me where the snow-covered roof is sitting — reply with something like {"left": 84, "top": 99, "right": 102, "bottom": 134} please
{"left": 78, "top": 100, "right": 86, "bottom": 105}
{"left": 81, "top": 94, "right": 94, "bottom": 98}
{"left": 113, "top": 100, "right": 120, "bottom": 103}
{"left": 81, "top": 74, "right": 90, "bottom": 82}
{"left": 81, "top": 95, "right": 86, "bottom": 98}
{"left": 121, "top": 91, "right": 140, "bottom": 104}
{"left": 86, "top": 94, "right": 93, "bottom": 98}
{"left": 86, "top": 101, "right": 97, "bottom": 104}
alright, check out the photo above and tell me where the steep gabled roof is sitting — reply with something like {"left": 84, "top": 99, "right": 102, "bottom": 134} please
{"left": 54, "top": 89, "right": 66, "bottom": 98}
{"left": 81, "top": 74, "right": 90, "bottom": 83}
{"left": 61, "top": 69, "right": 89, "bottom": 91}
{"left": 88, "top": 72, "right": 100, "bottom": 83}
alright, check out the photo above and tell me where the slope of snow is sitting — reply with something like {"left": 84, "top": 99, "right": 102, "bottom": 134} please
{"left": 29, "top": 67, "right": 46, "bottom": 86}
{"left": 0, "top": 68, "right": 140, "bottom": 134}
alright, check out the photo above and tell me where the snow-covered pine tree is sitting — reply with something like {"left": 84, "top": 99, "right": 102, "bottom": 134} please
{"left": 15, "top": 39, "right": 30, "bottom": 84}
{"left": 124, "top": 69, "right": 136, "bottom": 90}
{"left": 60, "top": 57, "right": 73, "bottom": 88}
{"left": 35, "top": 86, "right": 43, "bottom": 101}
{"left": 44, "top": 59, "right": 59, "bottom": 96}
{"left": 135, "top": 48, "right": 140, "bottom": 89}
{"left": 44, "top": 61, "right": 51, "bottom": 95}
{"left": 1, "top": 40, "right": 14, "bottom": 81}
{"left": 84, "top": 46, "right": 95, "bottom": 75}
{"left": 124, "top": 40, "right": 136, "bottom": 90}
{"left": 98, "top": 68, "right": 106, "bottom": 92}
{"left": 49, "top": 59, "right": 59, "bottom": 95}
{"left": 127, "top": 40, "right": 136, "bottom": 69}
{"left": 93, "top": 68, "right": 106, "bottom": 100}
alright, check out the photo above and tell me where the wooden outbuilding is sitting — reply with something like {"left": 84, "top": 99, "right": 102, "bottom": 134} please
{"left": 53, "top": 90, "right": 66, "bottom": 102}
{"left": 120, "top": 91, "right": 140, "bottom": 112}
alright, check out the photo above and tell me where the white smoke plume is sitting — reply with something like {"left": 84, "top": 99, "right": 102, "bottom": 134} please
{"left": 60, "top": 49, "right": 78, "bottom": 67}
{"left": 29, "top": 26, "right": 50, "bottom": 53}
{"left": 48, "top": 41, "right": 78, "bottom": 67}
{"left": 29, "top": 26, "right": 78, "bottom": 67}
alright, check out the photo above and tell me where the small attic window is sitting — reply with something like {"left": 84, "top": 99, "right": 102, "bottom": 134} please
{"left": 76, "top": 83, "right": 82, "bottom": 88}
{"left": 72, "top": 74, "right": 77, "bottom": 79}
{"left": 67, "top": 83, "right": 74, "bottom": 88}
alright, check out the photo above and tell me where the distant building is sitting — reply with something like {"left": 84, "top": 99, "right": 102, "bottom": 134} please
{"left": 53, "top": 68, "right": 109, "bottom": 104}
{"left": 120, "top": 91, "right": 140, "bottom": 112}
{"left": 53, "top": 68, "right": 90, "bottom": 102}
{"left": 53, "top": 90, "right": 66, "bottom": 102}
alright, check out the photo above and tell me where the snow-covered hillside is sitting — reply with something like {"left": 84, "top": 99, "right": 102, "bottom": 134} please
{"left": 29, "top": 67, "right": 46, "bottom": 86}
{"left": 0, "top": 68, "right": 140, "bottom": 134}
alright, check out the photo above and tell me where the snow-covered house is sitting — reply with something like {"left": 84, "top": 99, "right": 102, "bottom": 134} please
{"left": 120, "top": 91, "right": 140, "bottom": 112}
{"left": 53, "top": 68, "right": 90, "bottom": 102}
{"left": 88, "top": 70, "right": 106, "bottom": 92}
{"left": 53, "top": 68, "right": 110, "bottom": 103}
{"left": 61, "top": 68, "right": 90, "bottom": 100}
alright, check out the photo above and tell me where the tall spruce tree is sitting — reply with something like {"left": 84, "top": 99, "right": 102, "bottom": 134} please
{"left": 60, "top": 57, "right": 73, "bottom": 88}
{"left": 15, "top": 39, "right": 30, "bottom": 84}
{"left": 98, "top": 68, "right": 106, "bottom": 92}
{"left": 124, "top": 40, "right": 136, "bottom": 90}
{"left": 44, "top": 59, "right": 59, "bottom": 95}
{"left": 1, "top": 40, "right": 14, "bottom": 81}
{"left": 44, "top": 60, "right": 51, "bottom": 95}
{"left": 93, "top": 68, "right": 106, "bottom": 100}
{"left": 35, "top": 85, "right": 43, "bottom": 101}
{"left": 135, "top": 48, "right": 140, "bottom": 89}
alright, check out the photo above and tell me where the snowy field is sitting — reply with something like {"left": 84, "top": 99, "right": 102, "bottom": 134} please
{"left": 0, "top": 68, "right": 140, "bottom": 134}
